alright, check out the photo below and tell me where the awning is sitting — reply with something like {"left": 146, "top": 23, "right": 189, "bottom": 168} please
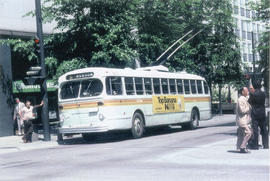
{"left": 13, "top": 80, "right": 57, "bottom": 93}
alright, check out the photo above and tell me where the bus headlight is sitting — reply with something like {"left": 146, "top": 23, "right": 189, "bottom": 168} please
{"left": 98, "top": 114, "right": 105, "bottom": 121}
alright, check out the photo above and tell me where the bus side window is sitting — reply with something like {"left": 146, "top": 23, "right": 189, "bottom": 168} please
{"left": 161, "top": 79, "right": 169, "bottom": 94}
{"left": 184, "top": 79, "right": 190, "bottom": 94}
{"left": 197, "top": 80, "right": 203, "bottom": 94}
{"left": 125, "top": 77, "right": 135, "bottom": 95}
{"left": 135, "top": 77, "right": 144, "bottom": 95}
{"left": 153, "top": 78, "right": 161, "bottom": 94}
{"left": 169, "top": 79, "right": 176, "bottom": 94}
{"left": 190, "top": 80, "right": 197, "bottom": 94}
{"left": 144, "top": 78, "right": 152, "bottom": 95}
{"left": 106, "top": 77, "right": 123, "bottom": 95}
{"left": 177, "top": 79, "right": 183, "bottom": 94}
{"left": 203, "top": 81, "right": 209, "bottom": 94}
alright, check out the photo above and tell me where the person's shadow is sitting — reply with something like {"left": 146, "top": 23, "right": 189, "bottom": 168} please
{"left": 227, "top": 150, "right": 241, "bottom": 153}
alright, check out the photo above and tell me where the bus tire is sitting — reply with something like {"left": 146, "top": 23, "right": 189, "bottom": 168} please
{"left": 131, "top": 112, "right": 145, "bottom": 139}
{"left": 82, "top": 133, "right": 97, "bottom": 142}
{"left": 57, "top": 133, "right": 64, "bottom": 145}
{"left": 182, "top": 109, "right": 199, "bottom": 130}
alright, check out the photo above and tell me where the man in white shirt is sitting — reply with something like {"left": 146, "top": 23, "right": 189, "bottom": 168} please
{"left": 20, "top": 100, "right": 43, "bottom": 143}
{"left": 13, "top": 98, "right": 25, "bottom": 135}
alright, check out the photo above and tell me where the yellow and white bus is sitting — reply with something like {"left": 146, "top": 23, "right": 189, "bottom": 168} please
{"left": 57, "top": 65, "right": 211, "bottom": 141}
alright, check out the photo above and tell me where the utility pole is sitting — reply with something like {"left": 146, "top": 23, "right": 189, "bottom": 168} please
{"left": 35, "top": 0, "right": 50, "bottom": 141}
{"left": 251, "top": 31, "right": 256, "bottom": 77}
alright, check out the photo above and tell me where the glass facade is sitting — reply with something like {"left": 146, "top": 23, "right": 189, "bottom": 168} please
{"left": 232, "top": 0, "right": 265, "bottom": 72}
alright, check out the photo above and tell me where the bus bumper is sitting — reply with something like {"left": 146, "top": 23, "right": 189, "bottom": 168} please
{"left": 58, "top": 126, "right": 109, "bottom": 134}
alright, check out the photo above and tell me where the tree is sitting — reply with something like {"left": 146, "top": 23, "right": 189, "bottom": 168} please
{"left": 41, "top": 0, "right": 139, "bottom": 81}
{"left": 250, "top": 0, "right": 269, "bottom": 96}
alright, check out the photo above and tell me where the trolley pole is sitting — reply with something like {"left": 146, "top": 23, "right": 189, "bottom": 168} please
{"left": 35, "top": 0, "right": 51, "bottom": 141}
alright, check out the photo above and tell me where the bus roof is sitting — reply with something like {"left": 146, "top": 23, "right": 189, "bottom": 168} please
{"left": 59, "top": 66, "right": 205, "bottom": 83}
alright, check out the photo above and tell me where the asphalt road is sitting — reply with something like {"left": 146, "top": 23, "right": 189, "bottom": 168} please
{"left": 0, "top": 115, "right": 269, "bottom": 181}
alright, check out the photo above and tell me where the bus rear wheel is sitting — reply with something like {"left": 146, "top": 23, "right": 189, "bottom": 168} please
{"left": 131, "top": 113, "right": 145, "bottom": 139}
{"left": 182, "top": 109, "right": 199, "bottom": 130}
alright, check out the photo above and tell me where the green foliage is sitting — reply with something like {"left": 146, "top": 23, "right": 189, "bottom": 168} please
{"left": 0, "top": 38, "right": 38, "bottom": 80}
{"left": 212, "top": 89, "right": 228, "bottom": 103}
{"left": 250, "top": 0, "right": 269, "bottom": 92}
{"left": 42, "top": 0, "right": 138, "bottom": 68}
{"left": 7, "top": 0, "right": 244, "bottom": 88}
{"left": 53, "top": 58, "right": 88, "bottom": 82}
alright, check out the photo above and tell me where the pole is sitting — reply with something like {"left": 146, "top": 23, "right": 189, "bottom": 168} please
{"left": 35, "top": 0, "right": 51, "bottom": 141}
{"left": 251, "top": 31, "right": 256, "bottom": 78}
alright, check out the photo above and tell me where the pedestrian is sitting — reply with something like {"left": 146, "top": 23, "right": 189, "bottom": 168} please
{"left": 236, "top": 87, "right": 253, "bottom": 153}
{"left": 19, "top": 100, "right": 43, "bottom": 143}
{"left": 13, "top": 98, "right": 25, "bottom": 136}
{"left": 248, "top": 81, "right": 269, "bottom": 149}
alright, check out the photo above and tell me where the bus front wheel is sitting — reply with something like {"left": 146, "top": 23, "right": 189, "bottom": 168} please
{"left": 131, "top": 113, "right": 145, "bottom": 139}
{"left": 57, "top": 133, "right": 64, "bottom": 145}
{"left": 182, "top": 109, "right": 199, "bottom": 130}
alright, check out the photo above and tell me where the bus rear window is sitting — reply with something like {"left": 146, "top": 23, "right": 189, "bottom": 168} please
{"left": 203, "top": 81, "right": 209, "bottom": 94}
{"left": 106, "top": 77, "right": 123, "bottom": 95}
{"left": 60, "top": 81, "right": 80, "bottom": 99}
{"left": 80, "top": 79, "right": 103, "bottom": 97}
{"left": 197, "top": 80, "right": 203, "bottom": 94}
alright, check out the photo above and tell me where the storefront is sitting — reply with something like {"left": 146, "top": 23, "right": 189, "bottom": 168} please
{"left": 13, "top": 80, "right": 59, "bottom": 129}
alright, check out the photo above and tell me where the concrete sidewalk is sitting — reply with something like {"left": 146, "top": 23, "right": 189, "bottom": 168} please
{"left": 0, "top": 134, "right": 58, "bottom": 154}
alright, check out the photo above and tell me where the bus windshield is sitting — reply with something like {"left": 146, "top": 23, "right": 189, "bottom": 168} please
{"left": 60, "top": 79, "right": 103, "bottom": 99}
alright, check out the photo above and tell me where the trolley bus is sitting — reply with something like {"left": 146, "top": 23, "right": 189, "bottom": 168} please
{"left": 57, "top": 65, "right": 211, "bottom": 142}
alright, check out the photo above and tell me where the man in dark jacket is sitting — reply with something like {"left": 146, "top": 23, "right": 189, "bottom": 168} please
{"left": 248, "top": 80, "right": 269, "bottom": 149}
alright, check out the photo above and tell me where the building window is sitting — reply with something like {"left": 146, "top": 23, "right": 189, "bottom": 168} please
{"left": 252, "top": 11, "right": 256, "bottom": 18}
{"left": 247, "top": 32, "right": 252, "bottom": 40}
{"left": 249, "top": 54, "right": 253, "bottom": 62}
{"left": 241, "top": 8, "right": 245, "bottom": 16}
{"left": 234, "top": 5, "right": 239, "bottom": 14}
{"left": 243, "top": 53, "right": 247, "bottom": 62}
{"left": 241, "top": 20, "right": 246, "bottom": 31}
{"left": 246, "top": 9, "right": 250, "bottom": 18}
{"left": 242, "top": 31, "right": 246, "bottom": 39}
{"left": 257, "top": 24, "right": 260, "bottom": 33}
{"left": 235, "top": 29, "right": 240, "bottom": 37}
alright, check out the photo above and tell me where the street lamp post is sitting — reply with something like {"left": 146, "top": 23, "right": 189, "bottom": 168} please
{"left": 35, "top": 0, "right": 50, "bottom": 141}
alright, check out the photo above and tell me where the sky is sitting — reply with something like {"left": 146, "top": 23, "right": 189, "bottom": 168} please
{"left": 0, "top": 0, "right": 56, "bottom": 34}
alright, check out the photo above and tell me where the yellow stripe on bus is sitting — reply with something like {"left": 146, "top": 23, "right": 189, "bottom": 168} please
{"left": 61, "top": 97, "right": 210, "bottom": 110}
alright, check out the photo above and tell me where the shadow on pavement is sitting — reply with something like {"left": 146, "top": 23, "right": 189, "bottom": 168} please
{"left": 58, "top": 121, "right": 236, "bottom": 146}
{"left": 227, "top": 150, "right": 241, "bottom": 153}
